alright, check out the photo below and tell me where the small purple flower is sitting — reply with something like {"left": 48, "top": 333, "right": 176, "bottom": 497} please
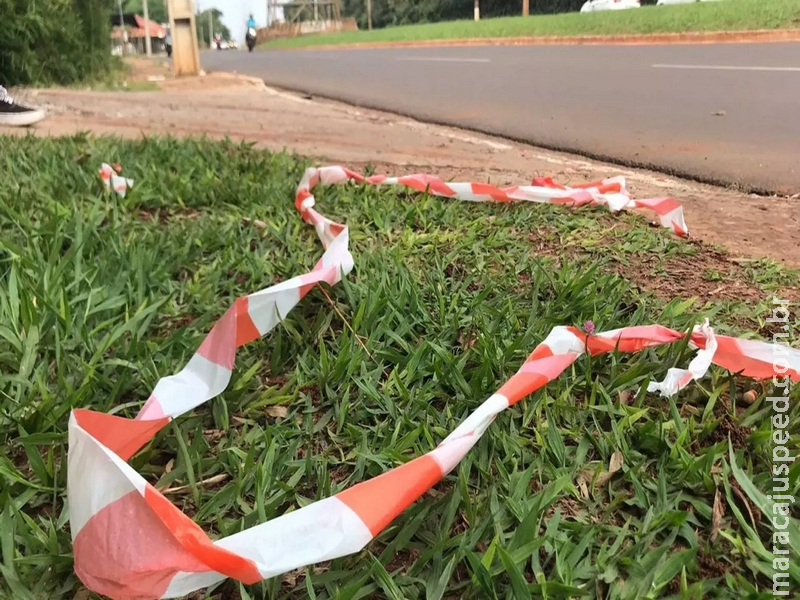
{"left": 583, "top": 320, "right": 596, "bottom": 335}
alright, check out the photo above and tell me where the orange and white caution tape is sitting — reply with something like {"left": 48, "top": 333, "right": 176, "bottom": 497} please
{"left": 647, "top": 319, "right": 718, "bottom": 397}
{"left": 99, "top": 162, "right": 133, "bottom": 197}
{"left": 70, "top": 166, "right": 791, "bottom": 599}
{"left": 296, "top": 167, "right": 689, "bottom": 236}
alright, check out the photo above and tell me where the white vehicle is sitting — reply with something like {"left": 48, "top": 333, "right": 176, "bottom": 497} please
{"left": 580, "top": 0, "right": 640, "bottom": 12}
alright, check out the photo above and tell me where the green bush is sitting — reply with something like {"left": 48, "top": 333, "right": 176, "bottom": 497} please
{"left": 0, "top": 0, "right": 114, "bottom": 87}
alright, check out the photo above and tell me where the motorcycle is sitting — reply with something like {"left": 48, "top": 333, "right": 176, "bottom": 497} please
{"left": 246, "top": 27, "right": 257, "bottom": 52}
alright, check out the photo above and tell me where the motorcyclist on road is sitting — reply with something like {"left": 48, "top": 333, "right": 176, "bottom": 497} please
{"left": 245, "top": 14, "right": 257, "bottom": 51}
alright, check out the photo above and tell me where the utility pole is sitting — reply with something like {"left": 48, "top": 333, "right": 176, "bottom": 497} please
{"left": 117, "top": 0, "right": 127, "bottom": 54}
{"left": 167, "top": 0, "right": 200, "bottom": 75}
{"left": 366, "top": 0, "right": 372, "bottom": 30}
{"left": 197, "top": 0, "right": 203, "bottom": 45}
{"left": 143, "top": 0, "right": 153, "bottom": 56}
{"left": 522, "top": 0, "right": 529, "bottom": 16}
{"left": 208, "top": 8, "right": 213, "bottom": 46}
{"left": 473, "top": 0, "right": 480, "bottom": 22}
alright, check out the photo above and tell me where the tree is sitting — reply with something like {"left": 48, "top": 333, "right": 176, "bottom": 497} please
{"left": 123, "top": 0, "right": 168, "bottom": 23}
{"left": 1, "top": 0, "right": 114, "bottom": 86}
{"left": 196, "top": 8, "right": 232, "bottom": 44}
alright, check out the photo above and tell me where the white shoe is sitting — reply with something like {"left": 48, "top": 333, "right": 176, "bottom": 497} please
{"left": 0, "top": 86, "right": 45, "bottom": 126}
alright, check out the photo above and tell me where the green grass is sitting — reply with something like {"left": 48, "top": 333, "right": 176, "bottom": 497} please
{"left": 1, "top": 134, "right": 798, "bottom": 599}
{"left": 263, "top": 0, "right": 800, "bottom": 49}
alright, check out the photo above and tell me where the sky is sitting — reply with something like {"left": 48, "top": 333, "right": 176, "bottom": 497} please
{"left": 198, "top": 0, "right": 287, "bottom": 41}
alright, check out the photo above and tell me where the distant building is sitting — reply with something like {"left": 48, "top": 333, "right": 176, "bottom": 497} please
{"left": 111, "top": 14, "right": 168, "bottom": 55}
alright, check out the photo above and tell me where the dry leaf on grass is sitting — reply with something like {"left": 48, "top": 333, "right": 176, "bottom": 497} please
{"left": 609, "top": 451, "right": 624, "bottom": 474}
{"left": 266, "top": 405, "right": 288, "bottom": 418}
{"left": 682, "top": 404, "right": 700, "bottom": 416}
{"left": 202, "top": 429, "right": 226, "bottom": 442}
{"left": 595, "top": 472, "right": 615, "bottom": 488}
{"left": 595, "top": 451, "right": 625, "bottom": 488}
{"left": 74, "top": 588, "right": 92, "bottom": 600}
{"left": 711, "top": 488, "right": 724, "bottom": 542}
{"left": 731, "top": 484, "right": 758, "bottom": 530}
{"left": 618, "top": 390, "right": 633, "bottom": 405}
{"left": 458, "top": 331, "right": 477, "bottom": 351}
{"left": 164, "top": 458, "right": 174, "bottom": 474}
{"left": 281, "top": 568, "right": 303, "bottom": 587}
{"left": 577, "top": 475, "right": 590, "bottom": 499}
{"left": 241, "top": 216, "right": 267, "bottom": 230}
{"left": 578, "top": 451, "right": 625, "bottom": 492}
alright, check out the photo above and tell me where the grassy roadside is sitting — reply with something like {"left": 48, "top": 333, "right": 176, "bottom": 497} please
{"left": 1, "top": 134, "right": 798, "bottom": 599}
{"left": 262, "top": 0, "right": 800, "bottom": 49}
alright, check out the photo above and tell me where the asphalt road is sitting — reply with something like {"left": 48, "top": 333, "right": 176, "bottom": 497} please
{"left": 202, "top": 43, "right": 800, "bottom": 194}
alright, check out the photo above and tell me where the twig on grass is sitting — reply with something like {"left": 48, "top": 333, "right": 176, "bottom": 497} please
{"left": 160, "top": 473, "right": 229, "bottom": 495}
{"left": 318, "top": 284, "right": 375, "bottom": 362}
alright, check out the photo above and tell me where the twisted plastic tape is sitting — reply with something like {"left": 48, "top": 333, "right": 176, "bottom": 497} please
{"left": 70, "top": 167, "right": 794, "bottom": 599}
{"left": 100, "top": 163, "right": 134, "bottom": 197}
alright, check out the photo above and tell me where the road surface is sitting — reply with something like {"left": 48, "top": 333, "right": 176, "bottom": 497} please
{"left": 202, "top": 43, "right": 800, "bottom": 194}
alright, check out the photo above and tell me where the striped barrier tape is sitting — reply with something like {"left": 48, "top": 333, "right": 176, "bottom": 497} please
{"left": 99, "top": 163, "right": 134, "bottom": 197}
{"left": 69, "top": 166, "right": 794, "bottom": 599}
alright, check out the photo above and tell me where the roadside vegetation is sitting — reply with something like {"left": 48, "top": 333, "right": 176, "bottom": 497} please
{"left": 1, "top": 135, "right": 798, "bottom": 598}
{"left": 0, "top": 0, "right": 113, "bottom": 87}
{"left": 263, "top": 0, "right": 800, "bottom": 49}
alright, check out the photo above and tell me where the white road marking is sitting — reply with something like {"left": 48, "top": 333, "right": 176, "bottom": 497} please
{"left": 652, "top": 64, "right": 800, "bottom": 72}
{"left": 396, "top": 57, "right": 490, "bottom": 63}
